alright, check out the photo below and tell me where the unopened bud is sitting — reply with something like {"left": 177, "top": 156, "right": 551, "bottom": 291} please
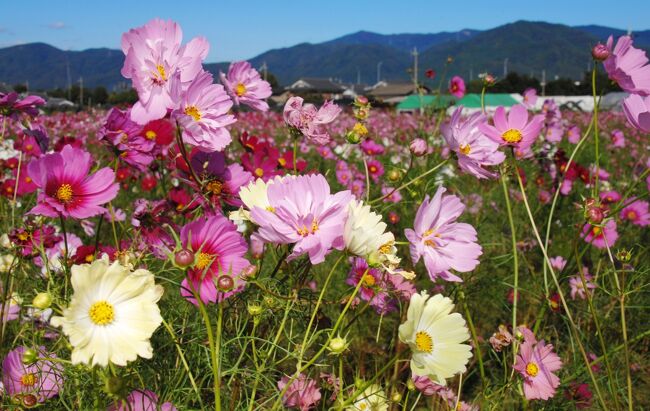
{"left": 406, "top": 379, "right": 416, "bottom": 391}
{"left": 387, "top": 169, "right": 401, "bottom": 182}
{"left": 216, "top": 275, "right": 235, "bottom": 292}
{"left": 174, "top": 249, "right": 195, "bottom": 268}
{"left": 591, "top": 43, "right": 610, "bottom": 61}
{"left": 616, "top": 249, "right": 632, "bottom": 263}
{"left": 391, "top": 392, "right": 402, "bottom": 402}
{"left": 21, "top": 348, "right": 38, "bottom": 366}
{"left": 409, "top": 138, "right": 427, "bottom": 157}
{"left": 247, "top": 304, "right": 263, "bottom": 316}
{"left": 32, "top": 292, "right": 52, "bottom": 309}
{"left": 355, "top": 95, "right": 369, "bottom": 106}
{"left": 346, "top": 130, "right": 361, "bottom": 144}
{"left": 585, "top": 206, "right": 604, "bottom": 224}
{"left": 22, "top": 394, "right": 38, "bottom": 408}
{"left": 327, "top": 335, "right": 349, "bottom": 355}
{"left": 241, "top": 264, "right": 257, "bottom": 279}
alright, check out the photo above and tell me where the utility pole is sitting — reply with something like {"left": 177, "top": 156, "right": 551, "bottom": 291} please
{"left": 503, "top": 58, "right": 509, "bottom": 77}
{"left": 66, "top": 60, "right": 72, "bottom": 101}
{"left": 412, "top": 47, "right": 419, "bottom": 85}
{"left": 260, "top": 62, "right": 268, "bottom": 81}
{"left": 541, "top": 70, "right": 546, "bottom": 97}
{"left": 357, "top": 67, "right": 361, "bottom": 85}
{"left": 377, "top": 61, "right": 383, "bottom": 84}
{"left": 79, "top": 77, "right": 83, "bottom": 107}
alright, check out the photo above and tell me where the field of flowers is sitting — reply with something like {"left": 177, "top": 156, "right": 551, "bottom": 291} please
{"left": 0, "top": 19, "right": 649, "bottom": 410}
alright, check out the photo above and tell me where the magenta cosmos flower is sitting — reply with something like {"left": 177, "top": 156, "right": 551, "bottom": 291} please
{"left": 581, "top": 219, "right": 618, "bottom": 249}
{"left": 479, "top": 104, "right": 544, "bottom": 151}
{"left": 283, "top": 97, "right": 341, "bottom": 145}
{"left": 277, "top": 374, "right": 321, "bottom": 411}
{"left": 27, "top": 145, "right": 119, "bottom": 219}
{"left": 107, "top": 390, "right": 176, "bottom": 411}
{"left": 172, "top": 70, "right": 236, "bottom": 152}
{"left": 442, "top": 107, "right": 505, "bottom": 179}
{"left": 121, "top": 18, "right": 209, "bottom": 124}
{"left": 622, "top": 93, "right": 650, "bottom": 132}
{"left": 180, "top": 215, "right": 251, "bottom": 305}
{"left": 220, "top": 61, "right": 272, "bottom": 111}
{"left": 405, "top": 186, "right": 482, "bottom": 282}
{"left": 448, "top": 76, "right": 466, "bottom": 98}
{"left": 250, "top": 174, "right": 353, "bottom": 264}
{"left": 2, "top": 346, "right": 64, "bottom": 403}
{"left": 620, "top": 198, "right": 650, "bottom": 227}
{"left": 569, "top": 269, "right": 597, "bottom": 300}
{"left": 603, "top": 35, "right": 650, "bottom": 95}
{"left": 514, "top": 339, "right": 562, "bottom": 400}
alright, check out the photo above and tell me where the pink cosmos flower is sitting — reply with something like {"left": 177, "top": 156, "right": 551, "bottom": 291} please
{"left": 100, "top": 108, "right": 155, "bottom": 171}
{"left": 360, "top": 138, "right": 385, "bottom": 155}
{"left": 620, "top": 198, "right": 650, "bottom": 226}
{"left": 108, "top": 390, "right": 176, "bottom": 411}
{"left": 603, "top": 35, "right": 650, "bottom": 95}
{"left": 489, "top": 325, "right": 513, "bottom": 352}
{"left": 622, "top": 93, "right": 650, "bottom": 132}
{"left": 250, "top": 174, "right": 352, "bottom": 264}
{"left": 549, "top": 256, "right": 567, "bottom": 272}
{"left": 442, "top": 107, "right": 505, "bottom": 179}
{"left": 569, "top": 269, "right": 597, "bottom": 300}
{"left": 564, "top": 383, "right": 593, "bottom": 409}
{"left": 404, "top": 186, "right": 482, "bottom": 282}
{"left": 566, "top": 125, "right": 581, "bottom": 144}
{"left": 121, "top": 18, "right": 209, "bottom": 124}
{"left": 581, "top": 220, "right": 618, "bottom": 249}
{"left": 610, "top": 129, "right": 626, "bottom": 148}
{"left": 220, "top": 61, "right": 272, "bottom": 111}
{"left": 600, "top": 190, "right": 621, "bottom": 204}
{"left": 2, "top": 346, "right": 64, "bottom": 403}
{"left": 514, "top": 339, "right": 562, "bottom": 400}
{"left": 479, "top": 104, "right": 544, "bottom": 151}
{"left": 449, "top": 76, "right": 466, "bottom": 98}
{"left": 545, "top": 123, "right": 563, "bottom": 143}
{"left": 366, "top": 159, "right": 385, "bottom": 182}
{"left": 172, "top": 70, "right": 236, "bottom": 152}
{"left": 27, "top": 145, "right": 119, "bottom": 219}
{"left": 180, "top": 215, "right": 251, "bottom": 305}
{"left": 283, "top": 97, "right": 341, "bottom": 145}
{"left": 277, "top": 374, "right": 321, "bottom": 411}
{"left": 0, "top": 92, "right": 45, "bottom": 119}
{"left": 522, "top": 88, "right": 538, "bottom": 108}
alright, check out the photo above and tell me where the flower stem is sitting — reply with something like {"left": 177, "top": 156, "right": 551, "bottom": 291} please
{"left": 500, "top": 168, "right": 518, "bottom": 362}
{"left": 370, "top": 159, "right": 448, "bottom": 204}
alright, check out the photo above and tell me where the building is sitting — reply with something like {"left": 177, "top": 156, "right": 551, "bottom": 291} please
{"left": 368, "top": 81, "right": 430, "bottom": 104}
{"left": 285, "top": 78, "right": 345, "bottom": 100}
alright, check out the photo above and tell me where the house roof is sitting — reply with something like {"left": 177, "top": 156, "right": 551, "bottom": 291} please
{"left": 286, "top": 78, "right": 345, "bottom": 93}
{"left": 457, "top": 93, "right": 518, "bottom": 108}
{"left": 369, "top": 82, "right": 427, "bottom": 98}
{"left": 396, "top": 95, "right": 456, "bottom": 110}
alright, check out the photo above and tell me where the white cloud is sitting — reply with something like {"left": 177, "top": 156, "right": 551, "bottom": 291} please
{"left": 48, "top": 22, "right": 67, "bottom": 30}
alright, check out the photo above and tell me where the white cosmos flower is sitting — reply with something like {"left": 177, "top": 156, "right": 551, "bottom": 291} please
{"left": 344, "top": 200, "right": 395, "bottom": 259}
{"left": 346, "top": 384, "right": 388, "bottom": 411}
{"left": 232, "top": 176, "right": 285, "bottom": 224}
{"left": 50, "top": 256, "right": 163, "bottom": 367}
{"left": 398, "top": 291, "right": 472, "bottom": 385}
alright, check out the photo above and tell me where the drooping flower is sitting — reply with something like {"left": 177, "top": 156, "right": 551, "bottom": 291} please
{"left": 603, "top": 35, "right": 650, "bottom": 95}
{"left": 283, "top": 97, "right": 341, "bottom": 145}
{"left": 398, "top": 291, "right": 472, "bottom": 385}
{"left": 514, "top": 338, "right": 562, "bottom": 400}
{"left": 448, "top": 76, "right": 466, "bottom": 98}
{"left": 277, "top": 374, "right": 321, "bottom": 411}
{"left": 172, "top": 70, "right": 236, "bottom": 152}
{"left": 569, "top": 269, "right": 597, "bottom": 300}
{"left": 581, "top": 219, "right": 618, "bottom": 249}
{"left": 2, "top": 346, "right": 63, "bottom": 403}
{"left": 622, "top": 93, "right": 650, "bottom": 132}
{"left": 250, "top": 174, "right": 352, "bottom": 264}
{"left": 479, "top": 104, "right": 544, "bottom": 151}
{"left": 620, "top": 198, "right": 650, "bottom": 227}
{"left": 27, "top": 145, "right": 119, "bottom": 219}
{"left": 107, "top": 389, "right": 177, "bottom": 411}
{"left": 442, "top": 107, "right": 505, "bottom": 179}
{"left": 343, "top": 200, "right": 395, "bottom": 262}
{"left": 121, "top": 18, "right": 209, "bottom": 124}
{"left": 50, "top": 257, "right": 164, "bottom": 366}
{"left": 405, "top": 186, "right": 482, "bottom": 282}
{"left": 346, "top": 384, "right": 388, "bottom": 411}
{"left": 0, "top": 92, "right": 45, "bottom": 119}
{"left": 179, "top": 215, "right": 251, "bottom": 305}
{"left": 489, "top": 324, "right": 513, "bottom": 352}
{"left": 188, "top": 150, "right": 253, "bottom": 208}
{"left": 220, "top": 61, "right": 272, "bottom": 111}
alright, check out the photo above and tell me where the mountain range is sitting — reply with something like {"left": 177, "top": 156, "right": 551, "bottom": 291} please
{"left": 1, "top": 21, "right": 649, "bottom": 91}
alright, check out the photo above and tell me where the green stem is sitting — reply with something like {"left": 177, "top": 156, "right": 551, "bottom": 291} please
{"left": 591, "top": 66, "right": 600, "bottom": 197}
{"left": 500, "top": 169, "right": 519, "bottom": 360}
{"left": 370, "top": 160, "right": 448, "bottom": 204}
{"left": 463, "top": 300, "right": 486, "bottom": 388}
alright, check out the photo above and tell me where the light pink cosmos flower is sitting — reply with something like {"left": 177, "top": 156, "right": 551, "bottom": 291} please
{"left": 27, "top": 145, "right": 119, "bottom": 219}
{"left": 442, "top": 107, "right": 505, "bottom": 179}
{"left": 610, "top": 129, "right": 626, "bottom": 148}
{"left": 220, "top": 61, "right": 272, "bottom": 111}
{"left": 449, "top": 76, "right": 466, "bottom": 98}
{"left": 404, "top": 186, "right": 482, "bottom": 282}
{"left": 121, "top": 18, "right": 209, "bottom": 124}
{"left": 581, "top": 220, "right": 618, "bottom": 249}
{"left": 514, "top": 339, "right": 562, "bottom": 400}
{"left": 620, "top": 198, "right": 650, "bottom": 227}
{"left": 2, "top": 346, "right": 64, "bottom": 403}
{"left": 603, "top": 35, "right": 650, "bottom": 95}
{"left": 283, "top": 97, "right": 341, "bottom": 145}
{"left": 566, "top": 125, "right": 581, "bottom": 144}
{"left": 479, "top": 104, "right": 544, "bottom": 151}
{"left": 569, "top": 269, "right": 596, "bottom": 300}
{"left": 522, "top": 88, "right": 538, "bottom": 108}
{"left": 172, "top": 70, "right": 236, "bottom": 152}
{"left": 277, "top": 374, "right": 321, "bottom": 411}
{"left": 549, "top": 256, "right": 567, "bottom": 272}
{"left": 107, "top": 390, "right": 176, "bottom": 411}
{"left": 622, "top": 93, "right": 650, "bottom": 132}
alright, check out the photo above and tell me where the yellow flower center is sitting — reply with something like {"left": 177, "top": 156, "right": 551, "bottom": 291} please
{"left": 156, "top": 64, "right": 167, "bottom": 81}
{"left": 627, "top": 211, "right": 637, "bottom": 220}
{"left": 415, "top": 331, "right": 433, "bottom": 353}
{"left": 17, "top": 232, "right": 30, "bottom": 241}
{"left": 592, "top": 226, "right": 602, "bottom": 236}
{"left": 526, "top": 362, "right": 539, "bottom": 377}
{"left": 235, "top": 83, "right": 247, "bottom": 97}
{"left": 255, "top": 168, "right": 264, "bottom": 177}
{"left": 56, "top": 184, "right": 74, "bottom": 203}
{"left": 362, "top": 274, "right": 376, "bottom": 287}
{"left": 88, "top": 301, "right": 115, "bottom": 326}
{"left": 20, "top": 373, "right": 38, "bottom": 387}
{"left": 25, "top": 176, "right": 32, "bottom": 183}
{"left": 278, "top": 157, "right": 287, "bottom": 167}
{"left": 459, "top": 143, "right": 471, "bottom": 155}
{"left": 145, "top": 130, "right": 157, "bottom": 140}
{"left": 353, "top": 122, "right": 368, "bottom": 136}
{"left": 502, "top": 129, "right": 523, "bottom": 143}
{"left": 422, "top": 229, "right": 438, "bottom": 247}
{"left": 206, "top": 180, "right": 223, "bottom": 195}
{"left": 184, "top": 105, "right": 202, "bottom": 122}
{"left": 379, "top": 242, "right": 393, "bottom": 255}
{"left": 266, "top": 206, "right": 275, "bottom": 212}
{"left": 85, "top": 254, "right": 94, "bottom": 263}
{"left": 297, "top": 220, "right": 319, "bottom": 237}
{"left": 195, "top": 252, "right": 215, "bottom": 271}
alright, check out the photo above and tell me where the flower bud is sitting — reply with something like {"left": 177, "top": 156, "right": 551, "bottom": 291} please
{"left": 406, "top": 378, "right": 416, "bottom": 391}
{"left": 409, "top": 138, "right": 427, "bottom": 157}
{"left": 391, "top": 392, "right": 402, "bottom": 402}
{"left": 21, "top": 348, "right": 38, "bottom": 366}
{"left": 241, "top": 264, "right": 257, "bottom": 279}
{"left": 585, "top": 206, "right": 604, "bottom": 224}
{"left": 0, "top": 233, "right": 11, "bottom": 248}
{"left": 355, "top": 95, "right": 369, "bottom": 106}
{"left": 327, "top": 335, "right": 349, "bottom": 355}
{"left": 174, "top": 249, "right": 195, "bottom": 268}
{"left": 32, "top": 292, "right": 52, "bottom": 309}
{"left": 591, "top": 43, "right": 610, "bottom": 61}
{"left": 346, "top": 130, "right": 361, "bottom": 144}
{"left": 104, "top": 375, "right": 123, "bottom": 396}
{"left": 387, "top": 169, "right": 401, "bottom": 182}
{"left": 616, "top": 249, "right": 632, "bottom": 263}
{"left": 22, "top": 394, "right": 38, "bottom": 408}
{"left": 247, "top": 303, "right": 263, "bottom": 316}
{"left": 216, "top": 275, "right": 235, "bottom": 292}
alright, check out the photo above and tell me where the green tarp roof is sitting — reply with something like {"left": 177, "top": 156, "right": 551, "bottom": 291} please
{"left": 396, "top": 95, "right": 456, "bottom": 110}
{"left": 457, "top": 93, "right": 519, "bottom": 108}
{"left": 396, "top": 93, "right": 519, "bottom": 110}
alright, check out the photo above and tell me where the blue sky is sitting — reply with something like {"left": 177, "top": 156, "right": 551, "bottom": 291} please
{"left": 1, "top": 0, "right": 649, "bottom": 62}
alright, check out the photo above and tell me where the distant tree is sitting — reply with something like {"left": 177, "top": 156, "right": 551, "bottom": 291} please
{"left": 108, "top": 89, "right": 138, "bottom": 106}
{"left": 265, "top": 72, "right": 282, "bottom": 95}
{"left": 13, "top": 84, "right": 27, "bottom": 93}
{"left": 93, "top": 87, "right": 109, "bottom": 105}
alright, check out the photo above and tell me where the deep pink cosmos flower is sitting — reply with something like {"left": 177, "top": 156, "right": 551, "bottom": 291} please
{"left": 514, "top": 339, "right": 562, "bottom": 400}
{"left": 569, "top": 269, "right": 597, "bottom": 300}
{"left": 622, "top": 93, "right": 650, "bottom": 132}
{"left": 620, "top": 198, "right": 650, "bottom": 226}
{"left": 2, "top": 346, "right": 64, "bottom": 403}
{"left": 179, "top": 215, "right": 251, "bottom": 305}
{"left": 610, "top": 129, "right": 625, "bottom": 148}
{"left": 121, "top": 18, "right": 209, "bottom": 124}
{"left": 581, "top": 219, "right": 618, "bottom": 249}
{"left": 404, "top": 186, "right": 482, "bottom": 282}
{"left": 100, "top": 108, "right": 155, "bottom": 171}
{"left": 27, "top": 145, "right": 119, "bottom": 219}
{"left": 564, "top": 383, "right": 593, "bottom": 409}
{"left": 250, "top": 174, "right": 352, "bottom": 264}
{"left": 442, "top": 107, "right": 505, "bottom": 179}
{"left": 277, "top": 374, "right": 321, "bottom": 411}
{"left": 449, "top": 76, "right": 466, "bottom": 98}
{"left": 283, "top": 97, "right": 341, "bottom": 145}
{"left": 220, "top": 61, "right": 272, "bottom": 111}
{"left": 0, "top": 92, "right": 45, "bottom": 119}
{"left": 366, "top": 159, "right": 385, "bottom": 182}
{"left": 189, "top": 150, "right": 253, "bottom": 208}
{"left": 479, "top": 104, "right": 544, "bottom": 151}
{"left": 107, "top": 390, "right": 177, "bottom": 411}
{"left": 172, "top": 70, "right": 236, "bottom": 152}
{"left": 360, "top": 138, "right": 385, "bottom": 156}
{"left": 603, "top": 35, "right": 650, "bottom": 95}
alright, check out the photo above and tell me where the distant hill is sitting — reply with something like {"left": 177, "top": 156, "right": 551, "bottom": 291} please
{"left": 1, "top": 21, "right": 649, "bottom": 90}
